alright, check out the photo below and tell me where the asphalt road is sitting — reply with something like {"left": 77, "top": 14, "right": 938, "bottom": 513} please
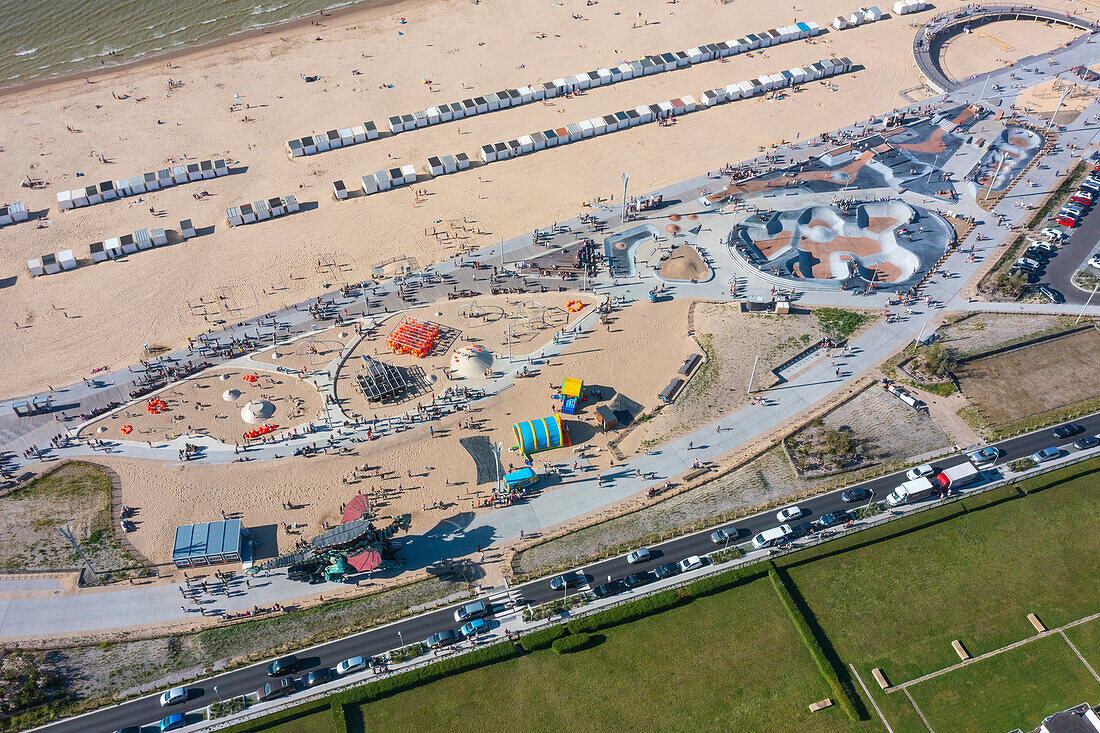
{"left": 45, "top": 410, "right": 1100, "bottom": 733}
{"left": 1037, "top": 170, "right": 1100, "bottom": 305}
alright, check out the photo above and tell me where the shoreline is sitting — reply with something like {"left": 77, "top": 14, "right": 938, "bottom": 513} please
{"left": 0, "top": 0, "right": 419, "bottom": 100}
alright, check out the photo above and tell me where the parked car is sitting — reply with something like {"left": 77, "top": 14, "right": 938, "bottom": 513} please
{"left": 1038, "top": 286, "right": 1064, "bottom": 304}
{"left": 549, "top": 571, "right": 587, "bottom": 591}
{"left": 1073, "top": 435, "right": 1100, "bottom": 450}
{"left": 1052, "top": 424, "right": 1084, "bottom": 439}
{"left": 160, "top": 687, "right": 187, "bottom": 707}
{"left": 1060, "top": 203, "right": 1086, "bottom": 216}
{"left": 1040, "top": 227, "right": 1066, "bottom": 241}
{"left": 1070, "top": 195, "right": 1092, "bottom": 205}
{"left": 678, "top": 556, "right": 704, "bottom": 572}
{"left": 425, "top": 629, "right": 460, "bottom": 649}
{"left": 1014, "top": 257, "right": 1041, "bottom": 271}
{"left": 336, "top": 656, "right": 367, "bottom": 676}
{"left": 1024, "top": 247, "right": 1050, "bottom": 261}
{"left": 1089, "top": 255, "right": 1100, "bottom": 270}
{"left": 841, "top": 487, "right": 873, "bottom": 503}
{"left": 653, "top": 562, "right": 681, "bottom": 580}
{"left": 1074, "top": 189, "right": 1094, "bottom": 200}
{"left": 1028, "top": 240, "right": 1057, "bottom": 254}
{"left": 159, "top": 714, "right": 186, "bottom": 732}
{"left": 814, "top": 511, "right": 849, "bottom": 529}
{"left": 775, "top": 506, "right": 805, "bottom": 523}
{"left": 710, "top": 528, "right": 734, "bottom": 544}
{"left": 1031, "top": 447, "right": 1061, "bottom": 463}
{"left": 267, "top": 655, "right": 299, "bottom": 677}
{"left": 301, "top": 668, "right": 333, "bottom": 688}
{"left": 790, "top": 521, "right": 817, "bottom": 538}
{"left": 453, "top": 600, "right": 488, "bottom": 623}
{"left": 460, "top": 618, "right": 488, "bottom": 637}
{"left": 906, "top": 464, "right": 935, "bottom": 481}
{"left": 257, "top": 678, "right": 295, "bottom": 702}
{"left": 626, "top": 547, "right": 651, "bottom": 564}
{"left": 592, "top": 580, "right": 623, "bottom": 599}
{"left": 1057, "top": 215, "right": 1078, "bottom": 227}
{"left": 968, "top": 446, "right": 1000, "bottom": 466}
{"left": 623, "top": 571, "right": 654, "bottom": 589}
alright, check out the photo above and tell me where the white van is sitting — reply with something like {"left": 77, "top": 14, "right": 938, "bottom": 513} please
{"left": 751, "top": 524, "right": 793, "bottom": 550}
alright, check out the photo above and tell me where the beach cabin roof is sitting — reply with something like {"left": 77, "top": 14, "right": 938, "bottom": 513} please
{"left": 603, "top": 114, "right": 617, "bottom": 126}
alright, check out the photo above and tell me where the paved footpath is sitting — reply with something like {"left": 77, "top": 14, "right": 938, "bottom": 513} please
{"left": 8, "top": 36, "right": 1100, "bottom": 636}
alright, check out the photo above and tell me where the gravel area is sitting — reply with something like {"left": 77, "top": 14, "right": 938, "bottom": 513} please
{"left": 820, "top": 386, "right": 951, "bottom": 464}
{"left": 937, "top": 314, "right": 1079, "bottom": 356}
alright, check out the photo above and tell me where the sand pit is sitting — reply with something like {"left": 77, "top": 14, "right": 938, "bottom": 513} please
{"left": 939, "top": 20, "right": 1083, "bottom": 81}
{"left": 657, "top": 245, "right": 710, "bottom": 282}
{"left": 80, "top": 368, "right": 322, "bottom": 444}
{"left": 1017, "top": 78, "right": 1100, "bottom": 122}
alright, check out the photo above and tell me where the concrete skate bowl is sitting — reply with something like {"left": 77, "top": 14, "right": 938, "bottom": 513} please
{"left": 968, "top": 126, "right": 1044, "bottom": 193}
{"left": 733, "top": 201, "right": 952, "bottom": 290}
{"left": 914, "top": 6, "right": 1099, "bottom": 93}
{"left": 604, "top": 223, "right": 661, "bottom": 278}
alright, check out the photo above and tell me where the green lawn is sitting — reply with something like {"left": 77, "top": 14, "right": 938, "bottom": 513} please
{"left": 1065, "top": 614, "right": 1100, "bottom": 674}
{"left": 254, "top": 708, "right": 336, "bottom": 733}
{"left": 908, "top": 634, "right": 1100, "bottom": 732}
{"left": 786, "top": 465, "right": 1100, "bottom": 682}
{"left": 348, "top": 579, "right": 878, "bottom": 733}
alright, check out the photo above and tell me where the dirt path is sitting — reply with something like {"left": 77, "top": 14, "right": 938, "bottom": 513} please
{"left": 908, "top": 387, "right": 982, "bottom": 449}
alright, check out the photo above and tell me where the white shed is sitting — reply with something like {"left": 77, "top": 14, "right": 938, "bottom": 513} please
{"left": 180, "top": 219, "right": 196, "bottom": 239}
{"left": 57, "top": 190, "right": 74, "bottom": 211}
{"left": 226, "top": 207, "right": 243, "bottom": 227}
{"left": 333, "top": 180, "right": 348, "bottom": 200}
{"left": 519, "top": 86, "right": 535, "bottom": 103}
{"left": 199, "top": 160, "right": 215, "bottom": 179}
{"left": 365, "top": 120, "right": 379, "bottom": 139}
{"left": 590, "top": 117, "right": 607, "bottom": 135}
{"left": 455, "top": 152, "right": 470, "bottom": 170}
{"left": 104, "top": 237, "right": 123, "bottom": 257}
{"left": 680, "top": 95, "right": 697, "bottom": 112}
{"left": 657, "top": 101, "right": 674, "bottom": 118}
{"left": 254, "top": 200, "right": 272, "bottom": 221}
{"left": 58, "top": 249, "right": 77, "bottom": 270}
{"left": 172, "top": 165, "right": 189, "bottom": 184}
{"left": 85, "top": 185, "right": 103, "bottom": 206}
{"left": 151, "top": 227, "right": 168, "bottom": 246}
{"left": 71, "top": 188, "right": 89, "bottom": 207}
{"left": 578, "top": 119, "right": 595, "bottom": 137}
{"left": 769, "top": 73, "right": 788, "bottom": 89}
{"left": 617, "top": 63, "right": 634, "bottom": 80}
{"left": 214, "top": 159, "right": 229, "bottom": 177}
{"left": 141, "top": 172, "right": 159, "bottom": 191}
{"left": 388, "top": 115, "right": 403, "bottom": 134}
{"left": 596, "top": 69, "right": 612, "bottom": 85}
{"left": 863, "top": 6, "right": 882, "bottom": 21}
{"left": 688, "top": 48, "right": 705, "bottom": 64}
{"left": 442, "top": 154, "right": 459, "bottom": 174}
{"left": 833, "top": 16, "right": 848, "bottom": 29}
{"left": 352, "top": 124, "right": 368, "bottom": 143}
{"left": 740, "top": 80, "right": 757, "bottom": 97}
{"left": 361, "top": 174, "right": 379, "bottom": 195}
{"left": 239, "top": 204, "right": 256, "bottom": 224}
{"left": 157, "top": 169, "right": 174, "bottom": 188}
{"left": 283, "top": 194, "right": 299, "bottom": 213}
{"left": 481, "top": 144, "right": 497, "bottom": 163}
{"left": 374, "top": 171, "right": 391, "bottom": 192}
{"left": 544, "top": 129, "right": 560, "bottom": 147}
{"left": 572, "top": 73, "right": 590, "bottom": 90}
{"left": 134, "top": 228, "right": 152, "bottom": 249}
{"left": 531, "top": 131, "right": 547, "bottom": 151}
{"left": 288, "top": 138, "right": 304, "bottom": 157}
{"left": 517, "top": 134, "right": 534, "bottom": 153}
{"left": 565, "top": 123, "right": 582, "bottom": 142}
{"left": 634, "top": 105, "right": 653, "bottom": 123}
{"left": 400, "top": 164, "right": 417, "bottom": 184}
{"left": 28, "top": 258, "right": 44, "bottom": 276}
{"left": 848, "top": 11, "right": 863, "bottom": 26}
{"left": 386, "top": 168, "right": 404, "bottom": 189}
{"left": 427, "top": 156, "right": 445, "bottom": 177}
{"left": 99, "top": 180, "right": 118, "bottom": 200}
{"left": 702, "top": 90, "right": 720, "bottom": 107}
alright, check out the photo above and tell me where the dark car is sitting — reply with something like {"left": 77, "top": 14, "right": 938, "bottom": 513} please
{"left": 592, "top": 580, "right": 622, "bottom": 599}
{"left": 257, "top": 677, "right": 295, "bottom": 702}
{"left": 113, "top": 728, "right": 142, "bottom": 733}
{"left": 790, "top": 521, "right": 816, "bottom": 539}
{"left": 267, "top": 655, "right": 299, "bottom": 677}
{"left": 814, "top": 511, "right": 849, "bottom": 529}
{"left": 1073, "top": 435, "right": 1100, "bottom": 450}
{"left": 653, "top": 562, "right": 680, "bottom": 580}
{"left": 841, "top": 487, "right": 872, "bottom": 503}
{"left": 1038, "top": 286, "right": 1064, "bottom": 304}
{"left": 549, "top": 571, "right": 587, "bottom": 591}
{"left": 623, "top": 572, "right": 654, "bottom": 589}
{"left": 1052, "top": 424, "right": 1084, "bottom": 439}
{"left": 425, "top": 629, "right": 460, "bottom": 649}
{"left": 301, "top": 668, "right": 333, "bottom": 689}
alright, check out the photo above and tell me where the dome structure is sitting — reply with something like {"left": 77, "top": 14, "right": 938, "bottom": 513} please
{"left": 450, "top": 345, "right": 495, "bottom": 382}
{"left": 241, "top": 400, "right": 275, "bottom": 424}
{"left": 223, "top": 388, "right": 241, "bottom": 402}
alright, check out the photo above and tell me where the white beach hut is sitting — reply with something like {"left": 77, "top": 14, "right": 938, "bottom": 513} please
{"left": 313, "top": 133, "right": 330, "bottom": 152}
{"left": 624, "top": 110, "right": 640, "bottom": 127}
{"left": 323, "top": 130, "right": 341, "bottom": 149}
{"left": 531, "top": 132, "right": 547, "bottom": 151}
{"left": 506, "top": 140, "right": 522, "bottom": 157}
{"left": 361, "top": 174, "right": 379, "bottom": 195}
{"left": 833, "top": 16, "right": 848, "bottom": 29}
{"left": 90, "top": 242, "right": 107, "bottom": 262}
{"left": 715, "top": 42, "right": 731, "bottom": 58}
{"left": 140, "top": 172, "right": 158, "bottom": 191}
{"left": 372, "top": 171, "right": 390, "bottom": 192}
{"left": 724, "top": 83, "right": 742, "bottom": 101}
{"left": 333, "top": 180, "right": 348, "bottom": 200}
{"left": 427, "top": 157, "right": 445, "bottom": 177}
{"left": 99, "top": 180, "right": 117, "bottom": 201}
{"left": 254, "top": 199, "right": 272, "bottom": 221}
{"left": 263, "top": 197, "right": 281, "bottom": 218}
{"left": 134, "top": 228, "right": 152, "bottom": 250}
{"left": 151, "top": 227, "right": 168, "bottom": 246}
{"left": 769, "top": 73, "right": 788, "bottom": 89}
{"left": 863, "top": 6, "right": 882, "bottom": 22}
{"left": 848, "top": 11, "right": 863, "bottom": 26}
{"left": 172, "top": 165, "right": 189, "bottom": 184}
{"left": 283, "top": 194, "right": 299, "bottom": 213}
{"left": 104, "top": 237, "right": 123, "bottom": 257}
{"left": 287, "top": 139, "right": 304, "bottom": 157}
{"left": 386, "top": 168, "right": 403, "bottom": 189}
{"left": 517, "top": 135, "right": 534, "bottom": 153}
{"left": 578, "top": 119, "right": 594, "bottom": 138}
{"left": 57, "top": 190, "right": 74, "bottom": 211}
{"left": 71, "top": 188, "right": 89, "bottom": 208}
{"left": 226, "top": 207, "right": 243, "bottom": 227}
{"left": 157, "top": 169, "right": 174, "bottom": 188}
{"left": 481, "top": 144, "right": 497, "bottom": 163}
{"left": 239, "top": 203, "right": 257, "bottom": 224}
{"left": 185, "top": 163, "right": 200, "bottom": 181}
{"left": 425, "top": 107, "right": 441, "bottom": 126}
{"left": 213, "top": 159, "right": 229, "bottom": 177}
{"left": 441, "top": 154, "right": 458, "bottom": 174}
{"left": 596, "top": 69, "right": 613, "bottom": 86}
{"left": 27, "top": 258, "right": 43, "bottom": 276}
{"left": 400, "top": 165, "right": 416, "bottom": 184}
{"left": 84, "top": 185, "right": 102, "bottom": 206}
{"left": 299, "top": 136, "right": 317, "bottom": 156}
{"left": 58, "top": 249, "right": 76, "bottom": 271}
{"left": 571, "top": 73, "right": 589, "bottom": 90}
{"left": 364, "top": 120, "right": 379, "bottom": 140}
{"left": 687, "top": 47, "right": 705, "bottom": 64}
{"left": 518, "top": 86, "right": 534, "bottom": 103}
{"left": 539, "top": 81, "right": 556, "bottom": 99}
{"left": 388, "top": 115, "right": 403, "bottom": 134}
{"left": 180, "top": 219, "right": 196, "bottom": 239}
{"left": 656, "top": 101, "right": 674, "bottom": 119}
{"left": 42, "top": 253, "right": 60, "bottom": 274}
{"left": 199, "top": 160, "right": 215, "bottom": 179}
{"left": 352, "top": 124, "right": 368, "bottom": 143}
{"left": 491, "top": 142, "right": 507, "bottom": 160}
{"left": 455, "top": 152, "right": 470, "bottom": 170}
{"left": 531, "top": 83, "right": 547, "bottom": 101}
{"left": 338, "top": 126, "right": 356, "bottom": 144}
{"left": 565, "top": 123, "right": 582, "bottom": 142}
{"left": 702, "top": 90, "right": 720, "bottom": 108}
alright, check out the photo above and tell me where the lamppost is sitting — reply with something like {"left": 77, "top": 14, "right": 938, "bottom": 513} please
{"left": 621, "top": 173, "right": 630, "bottom": 224}
{"left": 214, "top": 685, "right": 222, "bottom": 703}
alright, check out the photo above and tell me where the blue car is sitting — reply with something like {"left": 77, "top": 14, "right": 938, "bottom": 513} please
{"left": 460, "top": 618, "right": 487, "bottom": 637}
{"left": 160, "top": 713, "right": 186, "bottom": 731}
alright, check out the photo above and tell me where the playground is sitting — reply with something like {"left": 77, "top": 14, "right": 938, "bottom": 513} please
{"left": 733, "top": 201, "right": 952, "bottom": 288}
{"left": 79, "top": 368, "right": 322, "bottom": 446}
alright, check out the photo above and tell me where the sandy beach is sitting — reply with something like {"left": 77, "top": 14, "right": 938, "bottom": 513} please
{"left": 0, "top": 0, "right": 1087, "bottom": 399}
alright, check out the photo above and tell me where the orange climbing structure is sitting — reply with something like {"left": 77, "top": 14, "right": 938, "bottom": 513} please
{"left": 386, "top": 316, "right": 440, "bottom": 358}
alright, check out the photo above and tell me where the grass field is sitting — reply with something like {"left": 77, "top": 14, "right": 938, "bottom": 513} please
{"left": 1066, "top": 615, "right": 1100, "bottom": 675}
{"left": 346, "top": 579, "right": 877, "bottom": 733}
{"left": 956, "top": 328, "right": 1100, "bottom": 424}
{"left": 265, "top": 710, "right": 337, "bottom": 733}
{"left": 908, "top": 634, "right": 1100, "bottom": 732}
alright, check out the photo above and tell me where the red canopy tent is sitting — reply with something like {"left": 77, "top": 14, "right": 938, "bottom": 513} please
{"left": 347, "top": 549, "right": 382, "bottom": 572}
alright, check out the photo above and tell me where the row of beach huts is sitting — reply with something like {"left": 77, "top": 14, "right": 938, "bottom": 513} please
{"left": 226, "top": 194, "right": 300, "bottom": 227}
{"left": 28, "top": 220, "right": 198, "bottom": 276}
{"left": 56, "top": 159, "right": 230, "bottom": 211}
{"left": 286, "top": 20, "right": 823, "bottom": 158}
{"left": 0, "top": 201, "right": 29, "bottom": 227}
{"left": 339, "top": 56, "right": 853, "bottom": 194}
{"left": 830, "top": 3, "right": 927, "bottom": 30}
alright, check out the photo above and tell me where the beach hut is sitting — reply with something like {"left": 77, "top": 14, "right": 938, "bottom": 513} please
{"left": 426, "top": 157, "right": 445, "bottom": 177}
{"left": 612, "top": 63, "right": 632, "bottom": 82}
{"left": 714, "top": 41, "right": 731, "bottom": 58}
{"left": 400, "top": 165, "right": 416, "bottom": 184}
{"left": 171, "top": 165, "right": 188, "bottom": 184}
{"left": 483, "top": 93, "right": 499, "bottom": 112}
{"left": 0, "top": 201, "right": 25, "bottom": 225}
{"left": 455, "top": 152, "right": 470, "bottom": 170}
{"left": 138, "top": 172, "right": 156, "bottom": 192}
{"left": 212, "top": 159, "right": 229, "bottom": 178}
{"left": 598, "top": 114, "right": 614, "bottom": 132}
{"left": 552, "top": 78, "right": 570, "bottom": 95}
{"left": 724, "top": 83, "right": 742, "bottom": 101}
{"left": 481, "top": 144, "right": 497, "bottom": 163}
{"left": 180, "top": 219, "right": 196, "bottom": 239}
{"left": 150, "top": 227, "right": 168, "bottom": 246}
{"left": 517, "top": 135, "right": 534, "bottom": 154}
{"left": 548, "top": 127, "right": 564, "bottom": 147}
{"left": 462, "top": 99, "right": 478, "bottom": 117}
{"left": 385, "top": 168, "right": 402, "bottom": 189}
{"left": 364, "top": 120, "right": 378, "bottom": 140}
{"left": 283, "top": 194, "right": 299, "bottom": 213}
{"left": 518, "top": 86, "right": 535, "bottom": 103}
{"left": 512, "top": 415, "right": 570, "bottom": 456}
{"left": 255, "top": 199, "right": 273, "bottom": 221}
{"left": 658, "top": 52, "right": 676, "bottom": 71}
{"left": 264, "top": 196, "right": 283, "bottom": 217}
{"left": 507, "top": 89, "right": 523, "bottom": 105}
{"left": 98, "top": 180, "right": 117, "bottom": 201}
{"left": 541, "top": 81, "right": 557, "bottom": 99}
{"left": 863, "top": 6, "right": 882, "bottom": 22}
{"left": 226, "top": 207, "right": 243, "bottom": 227}
{"left": 702, "top": 90, "right": 720, "bottom": 107}
{"left": 588, "top": 116, "right": 605, "bottom": 134}
{"left": 333, "top": 180, "right": 348, "bottom": 200}
{"left": 765, "top": 29, "right": 782, "bottom": 46}
{"left": 656, "top": 100, "right": 673, "bottom": 119}
{"left": 323, "top": 130, "right": 341, "bottom": 149}
{"left": 27, "top": 257, "right": 43, "bottom": 276}
{"left": 639, "top": 57, "right": 656, "bottom": 76}
{"left": 287, "top": 138, "right": 304, "bottom": 157}
{"left": 388, "top": 115, "right": 403, "bottom": 134}
{"left": 596, "top": 69, "right": 613, "bottom": 86}
{"left": 157, "top": 169, "right": 174, "bottom": 189}
{"left": 83, "top": 185, "right": 101, "bottom": 206}
{"left": 531, "top": 131, "right": 547, "bottom": 151}
{"left": 473, "top": 96, "right": 488, "bottom": 113}
{"left": 847, "top": 11, "right": 862, "bottom": 26}
{"left": 352, "top": 124, "right": 368, "bottom": 143}
{"left": 410, "top": 112, "right": 426, "bottom": 130}
{"left": 114, "top": 177, "right": 133, "bottom": 196}
{"left": 134, "top": 228, "right": 152, "bottom": 250}
{"left": 297, "top": 136, "right": 315, "bottom": 156}
{"left": 832, "top": 15, "right": 848, "bottom": 29}
{"left": 788, "top": 67, "right": 807, "bottom": 84}
{"left": 90, "top": 241, "right": 107, "bottom": 262}
{"left": 57, "top": 190, "right": 74, "bottom": 211}
{"left": 687, "top": 47, "right": 705, "bottom": 64}
{"left": 531, "top": 83, "right": 547, "bottom": 101}
{"left": 625, "top": 109, "right": 641, "bottom": 127}
{"left": 237, "top": 203, "right": 255, "bottom": 225}
{"left": 494, "top": 142, "right": 510, "bottom": 160}
{"left": 70, "top": 188, "right": 89, "bottom": 208}
{"left": 120, "top": 233, "right": 138, "bottom": 254}
{"left": 42, "top": 253, "right": 60, "bottom": 274}
{"left": 445, "top": 102, "right": 462, "bottom": 120}
{"left": 670, "top": 98, "right": 687, "bottom": 116}
{"left": 563, "top": 123, "right": 580, "bottom": 142}
{"left": 368, "top": 170, "right": 388, "bottom": 192}
{"left": 771, "top": 73, "right": 789, "bottom": 89}
{"left": 837, "top": 57, "right": 853, "bottom": 73}
{"left": 506, "top": 139, "right": 522, "bottom": 157}
{"left": 441, "top": 154, "right": 459, "bottom": 174}
{"left": 58, "top": 250, "right": 76, "bottom": 271}
{"left": 582, "top": 71, "right": 597, "bottom": 88}
{"left": 493, "top": 89, "right": 510, "bottom": 108}
{"left": 183, "top": 163, "right": 199, "bottom": 182}
{"left": 578, "top": 119, "right": 594, "bottom": 138}
{"left": 821, "top": 58, "right": 838, "bottom": 76}
{"left": 614, "top": 110, "right": 630, "bottom": 129}
{"left": 541, "top": 129, "right": 558, "bottom": 148}
{"left": 571, "top": 72, "right": 589, "bottom": 90}
{"left": 104, "top": 237, "right": 123, "bottom": 257}
{"left": 361, "top": 174, "right": 379, "bottom": 195}
{"left": 398, "top": 113, "right": 414, "bottom": 131}
{"left": 681, "top": 95, "right": 697, "bottom": 112}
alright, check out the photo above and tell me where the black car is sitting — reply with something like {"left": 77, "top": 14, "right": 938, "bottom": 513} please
{"left": 592, "top": 580, "right": 622, "bottom": 599}
{"left": 653, "top": 562, "right": 681, "bottom": 580}
{"left": 790, "top": 521, "right": 816, "bottom": 539}
{"left": 814, "top": 511, "right": 849, "bottom": 529}
{"left": 1038, "top": 286, "right": 1065, "bottom": 304}
{"left": 623, "top": 572, "right": 654, "bottom": 589}
{"left": 841, "top": 487, "right": 872, "bottom": 503}
{"left": 267, "top": 655, "right": 299, "bottom": 677}
{"left": 1052, "top": 424, "right": 1084, "bottom": 439}
{"left": 549, "top": 571, "right": 587, "bottom": 591}
{"left": 1073, "top": 435, "right": 1100, "bottom": 450}
{"left": 301, "top": 668, "right": 333, "bottom": 689}
{"left": 257, "top": 677, "right": 295, "bottom": 702}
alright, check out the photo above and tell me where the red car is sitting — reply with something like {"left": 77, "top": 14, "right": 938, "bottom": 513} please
{"left": 1070, "top": 195, "right": 1091, "bottom": 206}
{"left": 1057, "top": 215, "right": 1078, "bottom": 227}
